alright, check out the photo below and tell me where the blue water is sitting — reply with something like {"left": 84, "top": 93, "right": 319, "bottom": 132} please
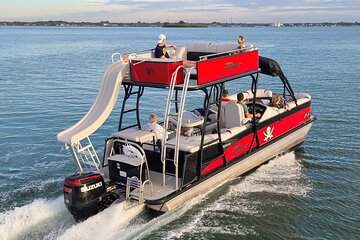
{"left": 0, "top": 26, "right": 359, "bottom": 239}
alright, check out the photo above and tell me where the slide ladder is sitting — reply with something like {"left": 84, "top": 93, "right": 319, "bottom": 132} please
{"left": 161, "top": 66, "right": 194, "bottom": 189}
{"left": 67, "top": 137, "right": 101, "bottom": 172}
{"left": 57, "top": 60, "right": 129, "bottom": 172}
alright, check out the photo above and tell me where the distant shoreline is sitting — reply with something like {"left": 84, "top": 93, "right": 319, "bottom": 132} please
{"left": 1, "top": 20, "right": 359, "bottom": 28}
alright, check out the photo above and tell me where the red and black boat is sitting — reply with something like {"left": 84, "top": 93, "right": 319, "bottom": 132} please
{"left": 57, "top": 42, "right": 315, "bottom": 221}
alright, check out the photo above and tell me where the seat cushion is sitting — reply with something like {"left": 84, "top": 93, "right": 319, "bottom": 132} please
{"left": 222, "top": 100, "right": 245, "bottom": 128}
{"left": 112, "top": 129, "right": 155, "bottom": 143}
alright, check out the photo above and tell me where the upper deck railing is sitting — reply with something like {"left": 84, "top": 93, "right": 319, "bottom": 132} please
{"left": 123, "top": 44, "right": 259, "bottom": 90}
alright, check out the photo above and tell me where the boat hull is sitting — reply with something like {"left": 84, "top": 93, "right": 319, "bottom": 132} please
{"left": 146, "top": 119, "right": 314, "bottom": 212}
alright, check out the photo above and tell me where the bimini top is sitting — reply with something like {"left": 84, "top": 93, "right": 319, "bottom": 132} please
{"left": 259, "top": 56, "right": 284, "bottom": 77}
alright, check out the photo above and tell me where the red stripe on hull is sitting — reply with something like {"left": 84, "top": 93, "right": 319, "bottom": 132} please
{"left": 224, "top": 133, "right": 256, "bottom": 162}
{"left": 201, "top": 106, "right": 311, "bottom": 176}
{"left": 201, "top": 156, "right": 224, "bottom": 175}
{"left": 257, "top": 106, "right": 311, "bottom": 146}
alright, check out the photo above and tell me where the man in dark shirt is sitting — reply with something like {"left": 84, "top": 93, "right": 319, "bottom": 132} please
{"left": 155, "top": 34, "right": 176, "bottom": 58}
{"left": 154, "top": 34, "right": 197, "bottom": 68}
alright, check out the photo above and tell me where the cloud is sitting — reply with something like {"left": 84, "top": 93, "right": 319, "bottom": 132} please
{"left": 96, "top": 0, "right": 360, "bottom": 15}
{"left": 1, "top": 0, "right": 359, "bottom": 22}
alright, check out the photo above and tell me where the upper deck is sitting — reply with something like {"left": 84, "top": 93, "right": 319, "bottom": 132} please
{"left": 122, "top": 43, "right": 260, "bottom": 90}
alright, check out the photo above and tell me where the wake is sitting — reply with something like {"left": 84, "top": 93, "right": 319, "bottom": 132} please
{"left": 0, "top": 151, "right": 310, "bottom": 240}
{"left": 0, "top": 197, "right": 71, "bottom": 240}
{"left": 161, "top": 151, "right": 312, "bottom": 239}
{"left": 56, "top": 201, "right": 145, "bottom": 240}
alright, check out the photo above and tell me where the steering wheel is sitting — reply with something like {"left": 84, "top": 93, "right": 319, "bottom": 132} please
{"left": 247, "top": 103, "right": 264, "bottom": 121}
{"left": 247, "top": 104, "right": 259, "bottom": 114}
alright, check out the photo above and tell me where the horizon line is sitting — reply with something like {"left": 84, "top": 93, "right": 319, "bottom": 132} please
{"left": 1, "top": 20, "right": 360, "bottom": 24}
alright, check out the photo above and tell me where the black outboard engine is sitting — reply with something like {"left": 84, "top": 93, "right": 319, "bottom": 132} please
{"left": 64, "top": 172, "right": 106, "bottom": 222}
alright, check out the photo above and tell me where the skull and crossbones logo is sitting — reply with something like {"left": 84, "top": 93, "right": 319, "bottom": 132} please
{"left": 263, "top": 126, "right": 274, "bottom": 142}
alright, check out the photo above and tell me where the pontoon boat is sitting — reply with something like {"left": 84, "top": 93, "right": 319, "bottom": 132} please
{"left": 57, "top": 42, "right": 315, "bottom": 221}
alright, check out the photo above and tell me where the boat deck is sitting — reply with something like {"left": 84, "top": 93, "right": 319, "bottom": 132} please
{"left": 130, "top": 171, "right": 180, "bottom": 201}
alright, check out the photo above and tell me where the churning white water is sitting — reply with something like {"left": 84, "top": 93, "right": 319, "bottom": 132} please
{"left": 0, "top": 152, "right": 310, "bottom": 240}
{"left": 0, "top": 197, "right": 69, "bottom": 240}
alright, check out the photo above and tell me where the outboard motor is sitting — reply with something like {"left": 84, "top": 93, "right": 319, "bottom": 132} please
{"left": 64, "top": 172, "right": 106, "bottom": 222}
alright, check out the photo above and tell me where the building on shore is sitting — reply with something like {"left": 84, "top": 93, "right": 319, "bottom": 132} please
{"left": 271, "top": 22, "right": 284, "bottom": 27}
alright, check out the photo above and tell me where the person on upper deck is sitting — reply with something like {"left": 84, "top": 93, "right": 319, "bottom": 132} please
{"left": 155, "top": 34, "right": 175, "bottom": 59}
{"left": 237, "top": 35, "right": 247, "bottom": 50}
{"left": 155, "top": 34, "right": 197, "bottom": 68}
{"left": 237, "top": 93, "right": 261, "bottom": 119}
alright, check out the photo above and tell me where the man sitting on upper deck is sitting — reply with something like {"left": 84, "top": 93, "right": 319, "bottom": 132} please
{"left": 155, "top": 34, "right": 197, "bottom": 68}
{"left": 155, "top": 34, "right": 175, "bottom": 59}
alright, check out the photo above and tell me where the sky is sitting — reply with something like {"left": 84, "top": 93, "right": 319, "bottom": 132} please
{"left": 1, "top": 0, "right": 359, "bottom": 23}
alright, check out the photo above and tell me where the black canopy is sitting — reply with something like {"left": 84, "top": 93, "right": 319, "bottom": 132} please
{"left": 259, "top": 56, "right": 297, "bottom": 104}
{"left": 259, "top": 56, "right": 284, "bottom": 77}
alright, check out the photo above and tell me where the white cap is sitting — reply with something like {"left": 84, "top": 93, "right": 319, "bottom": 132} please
{"left": 157, "top": 34, "right": 166, "bottom": 44}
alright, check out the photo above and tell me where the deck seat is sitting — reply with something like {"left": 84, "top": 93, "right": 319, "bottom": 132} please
{"left": 208, "top": 94, "right": 238, "bottom": 124}
{"left": 165, "top": 125, "right": 247, "bottom": 153}
{"left": 112, "top": 129, "right": 155, "bottom": 143}
{"left": 275, "top": 107, "right": 286, "bottom": 114}
{"left": 221, "top": 100, "right": 251, "bottom": 128}
{"left": 244, "top": 89, "right": 272, "bottom": 105}
{"left": 258, "top": 106, "right": 279, "bottom": 122}
{"left": 294, "top": 92, "right": 311, "bottom": 100}
{"left": 175, "top": 47, "right": 187, "bottom": 60}
{"left": 215, "top": 43, "right": 238, "bottom": 53}
{"left": 287, "top": 92, "right": 311, "bottom": 109}
{"left": 166, "top": 134, "right": 218, "bottom": 153}
{"left": 246, "top": 89, "right": 272, "bottom": 99}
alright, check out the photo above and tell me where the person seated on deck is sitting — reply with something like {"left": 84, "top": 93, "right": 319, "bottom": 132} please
{"left": 221, "top": 89, "right": 231, "bottom": 102}
{"left": 181, "top": 127, "right": 193, "bottom": 137}
{"left": 155, "top": 34, "right": 197, "bottom": 68}
{"left": 144, "top": 113, "right": 165, "bottom": 148}
{"left": 272, "top": 95, "right": 291, "bottom": 111}
{"left": 237, "top": 93, "right": 261, "bottom": 119}
{"left": 237, "top": 35, "right": 247, "bottom": 50}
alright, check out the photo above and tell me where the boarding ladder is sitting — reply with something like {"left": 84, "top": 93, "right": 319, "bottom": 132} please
{"left": 161, "top": 66, "right": 194, "bottom": 190}
{"left": 67, "top": 137, "right": 101, "bottom": 172}
{"left": 110, "top": 140, "right": 153, "bottom": 203}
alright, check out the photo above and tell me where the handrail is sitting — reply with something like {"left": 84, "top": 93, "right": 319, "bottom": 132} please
{"left": 70, "top": 137, "right": 101, "bottom": 172}
{"left": 161, "top": 65, "right": 186, "bottom": 164}
{"left": 111, "top": 53, "right": 122, "bottom": 63}
{"left": 140, "top": 180, "right": 153, "bottom": 203}
{"left": 173, "top": 68, "right": 193, "bottom": 190}
{"left": 131, "top": 58, "right": 151, "bottom": 66}
{"left": 111, "top": 139, "right": 150, "bottom": 183}
{"left": 174, "top": 67, "right": 194, "bottom": 169}
{"left": 161, "top": 65, "right": 188, "bottom": 189}
{"left": 123, "top": 48, "right": 154, "bottom": 56}
{"left": 199, "top": 45, "right": 257, "bottom": 60}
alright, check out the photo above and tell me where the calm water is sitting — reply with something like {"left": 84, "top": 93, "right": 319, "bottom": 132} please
{"left": 0, "top": 26, "right": 359, "bottom": 240}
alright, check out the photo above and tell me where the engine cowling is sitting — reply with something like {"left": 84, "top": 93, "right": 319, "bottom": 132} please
{"left": 64, "top": 172, "right": 106, "bottom": 222}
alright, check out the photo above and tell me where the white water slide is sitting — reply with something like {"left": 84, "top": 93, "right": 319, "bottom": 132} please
{"left": 57, "top": 61, "right": 128, "bottom": 145}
